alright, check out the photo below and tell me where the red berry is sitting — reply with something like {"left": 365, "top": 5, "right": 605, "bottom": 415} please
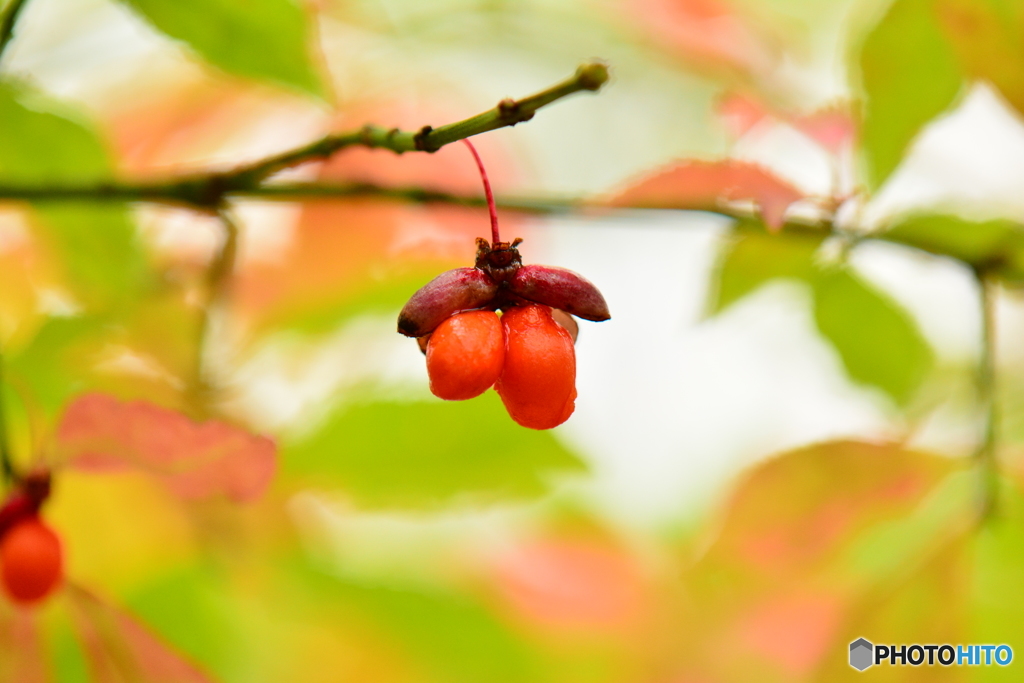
{"left": 0, "top": 517, "right": 63, "bottom": 605}
{"left": 495, "top": 305, "right": 576, "bottom": 429}
{"left": 427, "top": 310, "right": 505, "bottom": 400}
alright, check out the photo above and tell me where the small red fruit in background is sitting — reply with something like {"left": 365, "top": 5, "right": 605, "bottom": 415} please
{"left": 398, "top": 139, "right": 609, "bottom": 429}
{"left": 0, "top": 516, "right": 62, "bottom": 604}
{"left": 0, "top": 469, "right": 63, "bottom": 605}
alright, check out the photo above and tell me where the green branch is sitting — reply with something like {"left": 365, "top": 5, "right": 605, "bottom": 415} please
{"left": 0, "top": 0, "right": 29, "bottom": 64}
{"left": 226, "top": 61, "right": 609, "bottom": 185}
{"left": 0, "top": 62, "right": 609, "bottom": 211}
{"left": 0, "top": 180, "right": 583, "bottom": 213}
{"left": 0, "top": 177, "right": 1014, "bottom": 272}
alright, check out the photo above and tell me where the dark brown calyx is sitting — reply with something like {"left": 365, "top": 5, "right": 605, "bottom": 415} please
{"left": 475, "top": 237, "right": 523, "bottom": 284}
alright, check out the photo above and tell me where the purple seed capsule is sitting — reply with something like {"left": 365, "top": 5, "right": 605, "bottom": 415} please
{"left": 397, "top": 267, "right": 498, "bottom": 337}
{"left": 509, "top": 265, "right": 610, "bottom": 322}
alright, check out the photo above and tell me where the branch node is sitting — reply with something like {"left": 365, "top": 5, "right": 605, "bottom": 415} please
{"left": 497, "top": 98, "right": 535, "bottom": 125}
{"left": 576, "top": 61, "right": 610, "bottom": 90}
{"left": 414, "top": 125, "right": 437, "bottom": 152}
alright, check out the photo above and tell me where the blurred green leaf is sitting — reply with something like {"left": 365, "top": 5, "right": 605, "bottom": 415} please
{"left": 0, "top": 85, "right": 111, "bottom": 184}
{"left": 35, "top": 204, "right": 149, "bottom": 310}
{"left": 841, "top": 470, "right": 974, "bottom": 583}
{"left": 120, "top": 0, "right": 324, "bottom": 97}
{"left": 812, "top": 268, "right": 933, "bottom": 405}
{"left": 859, "top": 0, "right": 963, "bottom": 187}
{"left": 884, "top": 213, "right": 1024, "bottom": 281}
{"left": 971, "top": 481, "right": 1024, "bottom": 676}
{"left": 6, "top": 315, "right": 108, "bottom": 417}
{"left": 825, "top": 537, "right": 971, "bottom": 679}
{"left": 707, "top": 229, "right": 825, "bottom": 315}
{"left": 263, "top": 270, "right": 442, "bottom": 337}
{"left": 46, "top": 612, "right": 91, "bottom": 683}
{"left": 127, "top": 567, "right": 239, "bottom": 682}
{"left": 0, "top": 83, "right": 148, "bottom": 310}
{"left": 284, "top": 392, "right": 586, "bottom": 509}
{"left": 299, "top": 567, "right": 543, "bottom": 683}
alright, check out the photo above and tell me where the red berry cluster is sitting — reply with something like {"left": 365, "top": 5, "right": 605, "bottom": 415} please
{"left": 397, "top": 140, "right": 609, "bottom": 429}
{"left": 0, "top": 471, "right": 63, "bottom": 605}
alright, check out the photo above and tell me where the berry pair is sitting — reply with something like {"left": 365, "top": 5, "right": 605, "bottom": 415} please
{"left": 397, "top": 140, "right": 609, "bottom": 429}
{"left": 427, "top": 305, "right": 577, "bottom": 429}
{"left": 0, "top": 472, "right": 63, "bottom": 605}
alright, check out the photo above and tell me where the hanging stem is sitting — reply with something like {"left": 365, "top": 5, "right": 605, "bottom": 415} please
{"left": 975, "top": 271, "right": 999, "bottom": 520}
{"left": 462, "top": 138, "right": 500, "bottom": 244}
{"left": 0, "top": 0, "right": 30, "bottom": 64}
{"left": 187, "top": 210, "right": 239, "bottom": 417}
{"left": 0, "top": 351, "right": 15, "bottom": 486}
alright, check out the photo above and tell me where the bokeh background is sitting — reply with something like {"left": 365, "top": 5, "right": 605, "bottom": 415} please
{"left": 2, "top": 0, "right": 1024, "bottom": 680}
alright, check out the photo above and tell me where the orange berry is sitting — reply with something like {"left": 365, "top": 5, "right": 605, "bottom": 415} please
{"left": 426, "top": 310, "right": 505, "bottom": 400}
{"left": 495, "top": 305, "right": 576, "bottom": 429}
{"left": 0, "top": 517, "right": 63, "bottom": 605}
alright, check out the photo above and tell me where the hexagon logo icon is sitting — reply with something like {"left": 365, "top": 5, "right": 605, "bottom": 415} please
{"left": 850, "top": 638, "right": 873, "bottom": 671}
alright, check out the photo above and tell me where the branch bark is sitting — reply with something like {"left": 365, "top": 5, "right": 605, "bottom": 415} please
{"left": 0, "top": 0, "right": 30, "bottom": 65}
{"left": 218, "top": 61, "right": 609, "bottom": 190}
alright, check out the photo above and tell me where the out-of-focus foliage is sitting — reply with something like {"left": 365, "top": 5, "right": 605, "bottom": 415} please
{"left": 2, "top": 0, "right": 1024, "bottom": 680}
{"left": 284, "top": 392, "right": 584, "bottom": 509}
{"left": 811, "top": 268, "right": 933, "bottom": 406}
{"left": 884, "top": 214, "right": 1024, "bottom": 281}
{"left": 608, "top": 159, "right": 804, "bottom": 229}
{"left": 859, "top": 0, "right": 963, "bottom": 187}
{"left": 709, "top": 229, "right": 933, "bottom": 405}
{"left": 119, "top": 0, "right": 325, "bottom": 97}
{"left": 0, "top": 84, "right": 147, "bottom": 314}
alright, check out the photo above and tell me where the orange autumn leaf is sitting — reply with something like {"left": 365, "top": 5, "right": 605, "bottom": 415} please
{"left": 56, "top": 393, "right": 276, "bottom": 503}
{"left": 608, "top": 159, "right": 804, "bottom": 230}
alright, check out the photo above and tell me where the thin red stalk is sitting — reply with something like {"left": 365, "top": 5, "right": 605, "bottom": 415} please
{"left": 462, "top": 138, "right": 500, "bottom": 244}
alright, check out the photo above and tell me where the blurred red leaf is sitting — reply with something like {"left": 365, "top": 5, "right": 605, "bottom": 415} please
{"left": 57, "top": 393, "right": 276, "bottom": 503}
{"left": 708, "top": 441, "right": 954, "bottom": 580}
{"left": 716, "top": 92, "right": 769, "bottom": 138}
{"left": 794, "top": 106, "right": 856, "bottom": 155}
{"left": 630, "top": 0, "right": 779, "bottom": 79}
{"left": 66, "top": 584, "right": 215, "bottom": 683}
{"left": 608, "top": 160, "right": 804, "bottom": 230}
{"left": 667, "top": 440, "right": 965, "bottom": 680}
{"left": 0, "top": 606, "right": 46, "bottom": 683}
{"left": 491, "top": 539, "right": 646, "bottom": 631}
{"left": 730, "top": 589, "right": 842, "bottom": 678}
{"left": 717, "top": 92, "right": 856, "bottom": 154}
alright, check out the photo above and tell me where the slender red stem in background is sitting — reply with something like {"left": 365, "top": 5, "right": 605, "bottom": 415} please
{"left": 462, "top": 138, "right": 500, "bottom": 244}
